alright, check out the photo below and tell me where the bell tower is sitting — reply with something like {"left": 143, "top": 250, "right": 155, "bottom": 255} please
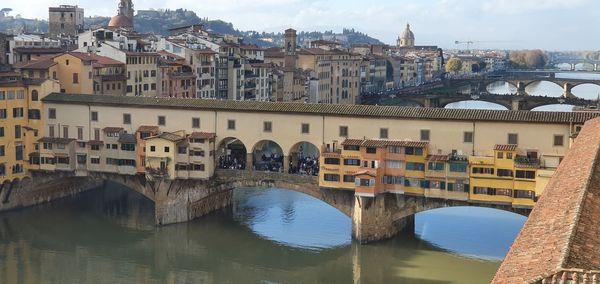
{"left": 284, "top": 28, "right": 297, "bottom": 69}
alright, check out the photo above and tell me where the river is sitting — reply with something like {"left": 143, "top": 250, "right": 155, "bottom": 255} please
{"left": 0, "top": 183, "right": 526, "bottom": 284}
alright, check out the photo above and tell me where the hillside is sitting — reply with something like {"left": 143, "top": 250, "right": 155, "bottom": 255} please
{"left": 0, "top": 8, "right": 383, "bottom": 48}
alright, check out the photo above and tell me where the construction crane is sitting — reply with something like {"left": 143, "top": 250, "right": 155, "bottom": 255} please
{"left": 455, "top": 40, "right": 509, "bottom": 51}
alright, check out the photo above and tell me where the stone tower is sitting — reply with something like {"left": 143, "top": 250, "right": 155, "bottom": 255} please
{"left": 119, "top": 0, "right": 134, "bottom": 19}
{"left": 398, "top": 23, "right": 415, "bottom": 48}
{"left": 284, "top": 28, "right": 297, "bottom": 69}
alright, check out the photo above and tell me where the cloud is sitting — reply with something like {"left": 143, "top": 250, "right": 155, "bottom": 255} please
{"left": 481, "top": 0, "right": 589, "bottom": 15}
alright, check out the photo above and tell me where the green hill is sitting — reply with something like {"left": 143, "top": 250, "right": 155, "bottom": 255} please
{"left": 0, "top": 8, "right": 383, "bottom": 48}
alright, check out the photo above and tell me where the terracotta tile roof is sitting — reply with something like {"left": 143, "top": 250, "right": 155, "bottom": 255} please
{"left": 341, "top": 139, "right": 363, "bottom": 146}
{"left": 493, "top": 117, "right": 600, "bottom": 283}
{"left": 103, "top": 127, "right": 124, "bottom": 133}
{"left": 148, "top": 132, "right": 185, "bottom": 142}
{"left": 38, "top": 137, "right": 76, "bottom": 144}
{"left": 427, "top": 155, "right": 449, "bottom": 162}
{"left": 13, "top": 47, "right": 65, "bottom": 54}
{"left": 137, "top": 125, "right": 160, "bottom": 133}
{"left": 494, "top": 144, "right": 518, "bottom": 151}
{"left": 190, "top": 132, "right": 216, "bottom": 139}
{"left": 354, "top": 170, "right": 376, "bottom": 177}
{"left": 361, "top": 140, "right": 429, "bottom": 148}
{"left": 13, "top": 58, "right": 57, "bottom": 69}
{"left": 65, "top": 52, "right": 124, "bottom": 66}
{"left": 87, "top": 140, "right": 104, "bottom": 145}
{"left": 42, "top": 93, "right": 600, "bottom": 124}
{"left": 118, "top": 133, "right": 137, "bottom": 143}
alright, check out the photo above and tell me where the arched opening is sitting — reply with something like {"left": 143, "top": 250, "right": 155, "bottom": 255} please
{"left": 486, "top": 81, "right": 517, "bottom": 95}
{"left": 252, "top": 140, "right": 284, "bottom": 172}
{"left": 445, "top": 100, "right": 509, "bottom": 110}
{"left": 524, "top": 81, "right": 564, "bottom": 97}
{"left": 531, "top": 104, "right": 575, "bottom": 112}
{"left": 288, "top": 142, "right": 320, "bottom": 176}
{"left": 217, "top": 137, "right": 248, "bottom": 170}
{"left": 571, "top": 83, "right": 600, "bottom": 100}
{"left": 233, "top": 187, "right": 351, "bottom": 250}
{"left": 414, "top": 206, "right": 526, "bottom": 260}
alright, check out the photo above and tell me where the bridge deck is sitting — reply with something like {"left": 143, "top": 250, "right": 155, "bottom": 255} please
{"left": 493, "top": 118, "right": 600, "bottom": 283}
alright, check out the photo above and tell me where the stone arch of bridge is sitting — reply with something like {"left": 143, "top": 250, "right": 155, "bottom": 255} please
{"left": 388, "top": 196, "right": 530, "bottom": 226}
{"left": 440, "top": 98, "right": 511, "bottom": 110}
{"left": 215, "top": 170, "right": 354, "bottom": 217}
{"left": 87, "top": 172, "right": 156, "bottom": 203}
{"left": 485, "top": 80, "right": 519, "bottom": 91}
{"left": 521, "top": 79, "right": 565, "bottom": 90}
{"left": 568, "top": 81, "right": 600, "bottom": 89}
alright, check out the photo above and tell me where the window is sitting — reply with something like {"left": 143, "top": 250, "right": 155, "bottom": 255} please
{"left": 263, "top": 121, "right": 272, "bottom": 133}
{"left": 553, "top": 135, "right": 564, "bottom": 147}
{"left": 464, "top": 131, "right": 473, "bottom": 143}
{"left": 63, "top": 126, "right": 69, "bottom": 138}
{"left": 49, "top": 125, "right": 55, "bottom": 137}
{"left": 0, "top": 109, "right": 5, "bottom": 119}
{"left": 405, "top": 147, "right": 423, "bottom": 156}
{"left": 497, "top": 169, "right": 513, "bottom": 177}
{"left": 77, "top": 127, "right": 84, "bottom": 140}
{"left": 382, "top": 176, "right": 403, "bottom": 185}
{"left": 178, "top": 147, "right": 187, "bottom": 154}
{"left": 449, "top": 163, "right": 468, "bottom": 173}
{"left": 472, "top": 167, "right": 494, "bottom": 175}
{"left": 12, "top": 108, "right": 24, "bottom": 118}
{"left": 428, "top": 162, "right": 444, "bottom": 171}
{"left": 344, "top": 159, "right": 361, "bottom": 166}
{"left": 421, "top": 129, "right": 430, "bottom": 141}
{"left": 516, "top": 170, "right": 536, "bottom": 179}
{"left": 379, "top": 128, "right": 388, "bottom": 139}
{"left": 343, "top": 175, "right": 355, "bottom": 183}
{"left": 15, "top": 145, "right": 24, "bottom": 161}
{"left": 406, "top": 162, "right": 425, "bottom": 171}
{"left": 507, "top": 152, "right": 513, "bottom": 159}
{"left": 31, "top": 90, "right": 39, "bottom": 101}
{"left": 91, "top": 158, "right": 100, "bottom": 164}
{"left": 15, "top": 125, "right": 21, "bottom": 139}
{"left": 158, "top": 116, "right": 166, "bottom": 126}
{"left": 121, "top": 144, "right": 135, "bottom": 151}
{"left": 228, "top": 119, "right": 236, "bottom": 130}
{"left": 164, "top": 146, "right": 170, "bottom": 153}
{"left": 339, "top": 126, "right": 348, "bottom": 137}
{"left": 343, "top": 145, "right": 360, "bottom": 151}
{"left": 123, "top": 113, "right": 131, "bottom": 124}
{"left": 193, "top": 164, "right": 205, "bottom": 171}
{"left": 0, "top": 127, "right": 3, "bottom": 137}
{"left": 192, "top": 118, "right": 201, "bottom": 129}
{"left": 497, "top": 152, "right": 504, "bottom": 159}
{"left": 324, "top": 174, "right": 340, "bottom": 182}
{"left": 0, "top": 146, "right": 4, "bottom": 156}
{"left": 508, "top": 133, "right": 518, "bottom": 145}
{"left": 150, "top": 146, "right": 156, "bottom": 152}
{"left": 366, "top": 147, "right": 377, "bottom": 154}
{"left": 324, "top": 158, "right": 340, "bottom": 165}
{"left": 514, "top": 190, "right": 535, "bottom": 200}
{"left": 387, "top": 160, "right": 402, "bottom": 169}
{"left": 94, "top": 129, "right": 100, "bottom": 140}
{"left": 28, "top": 109, "right": 41, "bottom": 119}
{"left": 49, "top": 108, "right": 56, "bottom": 119}
{"left": 91, "top": 111, "right": 98, "bottom": 121}
{"left": 91, "top": 145, "right": 100, "bottom": 151}
{"left": 73, "top": 73, "right": 79, "bottom": 84}
{"left": 301, "top": 123, "right": 310, "bottom": 134}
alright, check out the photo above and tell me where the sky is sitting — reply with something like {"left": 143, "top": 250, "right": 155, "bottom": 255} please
{"left": 3, "top": 0, "right": 598, "bottom": 50}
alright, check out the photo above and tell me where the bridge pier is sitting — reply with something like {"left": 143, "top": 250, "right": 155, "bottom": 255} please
{"left": 563, "top": 83, "right": 575, "bottom": 98}
{"left": 517, "top": 82, "right": 528, "bottom": 96}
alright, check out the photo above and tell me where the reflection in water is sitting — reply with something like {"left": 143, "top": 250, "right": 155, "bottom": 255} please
{"left": 445, "top": 100, "right": 508, "bottom": 110}
{"left": 0, "top": 184, "right": 524, "bottom": 284}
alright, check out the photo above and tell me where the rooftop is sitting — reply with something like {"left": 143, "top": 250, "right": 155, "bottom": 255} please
{"left": 42, "top": 93, "right": 600, "bottom": 124}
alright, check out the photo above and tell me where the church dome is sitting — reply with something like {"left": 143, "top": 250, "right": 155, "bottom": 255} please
{"left": 401, "top": 23, "right": 415, "bottom": 40}
{"left": 108, "top": 15, "right": 133, "bottom": 29}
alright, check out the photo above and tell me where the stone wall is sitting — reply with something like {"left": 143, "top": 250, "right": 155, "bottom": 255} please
{"left": 0, "top": 171, "right": 102, "bottom": 212}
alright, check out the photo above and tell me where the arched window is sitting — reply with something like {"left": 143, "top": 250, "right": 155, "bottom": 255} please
{"left": 31, "top": 90, "right": 39, "bottom": 101}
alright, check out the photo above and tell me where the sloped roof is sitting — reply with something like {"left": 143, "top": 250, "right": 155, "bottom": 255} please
{"left": 42, "top": 93, "right": 600, "bottom": 124}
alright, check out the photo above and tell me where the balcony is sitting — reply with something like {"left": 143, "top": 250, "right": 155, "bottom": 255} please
{"left": 515, "top": 156, "right": 541, "bottom": 168}
{"left": 168, "top": 72, "right": 195, "bottom": 79}
{"left": 244, "top": 82, "right": 256, "bottom": 90}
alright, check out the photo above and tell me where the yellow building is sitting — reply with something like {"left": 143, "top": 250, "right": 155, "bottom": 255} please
{"left": 0, "top": 72, "right": 60, "bottom": 184}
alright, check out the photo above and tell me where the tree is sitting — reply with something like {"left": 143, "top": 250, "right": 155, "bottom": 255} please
{"left": 445, "top": 57, "right": 463, "bottom": 74}
{"left": 509, "top": 50, "right": 548, "bottom": 69}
